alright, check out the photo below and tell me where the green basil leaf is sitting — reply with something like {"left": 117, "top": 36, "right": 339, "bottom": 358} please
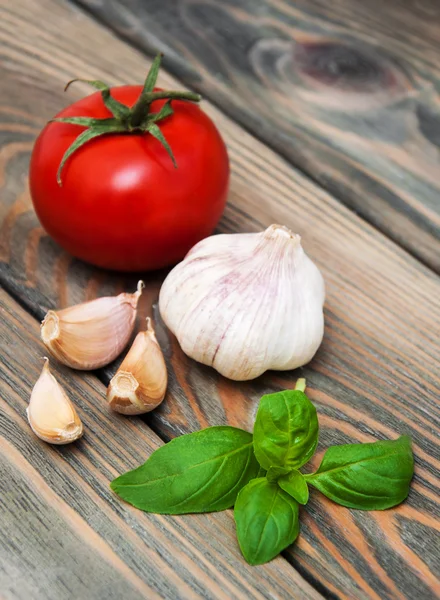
{"left": 234, "top": 478, "right": 300, "bottom": 565}
{"left": 111, "top": 426, "right": 260, "bottom": 514}
{"left": 278, "top": 470, "right": 309, "bottom": 505}
{"left": 253, "top": 390, "right": 319, "bottom": 470}
{"left": 266, "top": 466, "right": 290, "bottom": 483}
{"left": 305, "top": 435, "right": 414, "bottom": 510}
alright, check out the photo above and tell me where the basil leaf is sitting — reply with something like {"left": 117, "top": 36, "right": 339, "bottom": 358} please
{"left": 234, "top": 478, "right": 300, "bottom": 565}
{"left": 253, "top": 390, "right": 319, "bottom": 470}
{"left": 111, "top": 426, "right": 260, "bottom": 514}
{"left": 305, "top": 435, "right": 414, "bottom": 510}
{"left": 266, "top": 466, "right": 290, "bottom": 483}
{"left": 278, "top": 470, "right": 309, "bottom": 505}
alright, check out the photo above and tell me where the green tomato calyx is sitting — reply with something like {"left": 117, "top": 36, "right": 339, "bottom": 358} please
{"left": 51, "top": 53, "right": 201, "bottom": 185}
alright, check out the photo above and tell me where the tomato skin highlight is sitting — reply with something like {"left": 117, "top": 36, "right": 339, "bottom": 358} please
{"left": 30, "top": 86, "right": 229, "bottom": 272}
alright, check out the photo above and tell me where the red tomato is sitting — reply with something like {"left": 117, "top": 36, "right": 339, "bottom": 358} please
{"left": 30, "top": 87, "right": 229, "bottom": 271}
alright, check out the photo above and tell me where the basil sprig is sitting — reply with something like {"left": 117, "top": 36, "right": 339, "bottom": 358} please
{"left": 111, "top": 380, "right": 414, "bottom": 565}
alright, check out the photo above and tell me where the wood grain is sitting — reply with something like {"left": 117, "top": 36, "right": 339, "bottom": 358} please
{"left": 0, "top": 289, "right": 321, "bottom": 600}
{"left": 0, "top": 0, "right": 439, "bottom": 598}
{"left": 72, "top": 0, "right": 440, "bottom": 272}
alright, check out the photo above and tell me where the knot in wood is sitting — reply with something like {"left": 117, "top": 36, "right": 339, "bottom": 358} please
{"left": 294, "top": 41, "right": 389, "bottom": 92}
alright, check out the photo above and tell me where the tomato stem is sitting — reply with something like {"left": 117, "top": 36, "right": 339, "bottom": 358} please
{"left": 130, "top": 90, "right": 201, "bottom": 128}
{"left": 51, "top": 52, "right": 202, "bottom": 185}
{"left": 129, "top": 54, "right": 200, "bottom": 128}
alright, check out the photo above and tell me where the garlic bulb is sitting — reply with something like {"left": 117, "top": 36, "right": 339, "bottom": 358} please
{"left": 27, "top": 358, "right": 83, "bottom": 444}
{"left": 41, "top": 281, "right": 144, "bottom": 370}
{"left": 107, "top": 318, "right": 167, "bottom": 415}
{"left": 159, "top": 224, "right": 325, "bottom": 381}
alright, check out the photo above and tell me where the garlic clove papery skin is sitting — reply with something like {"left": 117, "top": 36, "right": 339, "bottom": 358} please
{"left": 41, "top": 281, "right": 144, "bottom": 370}
{"left": 27, "top": 358, "right": 83, "bottom": 444}
{"left": 107, "top": 318, "right": 167, "bottom": 415}
{"left": 159, "top": 224, "right": 325, "bottom": 381}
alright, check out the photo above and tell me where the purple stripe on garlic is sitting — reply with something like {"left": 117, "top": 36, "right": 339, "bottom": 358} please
{"left": 159, "top": 224, "right": 325, "bottom": 381}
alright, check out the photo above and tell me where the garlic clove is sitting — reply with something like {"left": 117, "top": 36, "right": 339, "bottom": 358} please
{"left": 107, "top": 318, "right": 167, "bottom": 415}
{"left": 159, "top": 224, "right": 325, "bottom": 381}
{"left": 41, "top": 281, "right": 144, "bottom": 370}
{"left": 27, "top": 358, "right": 83, "bottom": 444}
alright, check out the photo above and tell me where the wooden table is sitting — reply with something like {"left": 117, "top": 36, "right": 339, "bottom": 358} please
{"left": 0, "top": 0, "right": 439, "bottom": 598}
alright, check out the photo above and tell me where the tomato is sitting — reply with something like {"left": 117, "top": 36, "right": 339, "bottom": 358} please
{"left": 30, "top": 84, "right": 229, "bottom": 272}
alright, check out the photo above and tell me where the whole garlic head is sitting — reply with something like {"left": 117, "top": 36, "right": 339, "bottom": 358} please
{"left": 159, "top": 224, "right": 325, "bottom": 381}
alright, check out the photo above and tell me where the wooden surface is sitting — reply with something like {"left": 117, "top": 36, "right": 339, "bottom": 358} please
{"left": 73, "top": 0, "right": 440, "bottom": 273}
{"left": 0, "top": 0, "right": 439, "bottom": 599}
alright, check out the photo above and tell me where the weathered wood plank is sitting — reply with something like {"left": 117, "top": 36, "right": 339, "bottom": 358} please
{"left": 0, "top": 445, "right": 154, "bottom": 600}
{"left": 1, "top": 1, "right": 439, "bottom": 598}
{"left": 0, "top": 288, "right": 321, "bottom": 600}
{"left": 72, "top": 0, "right": 440, "bottom": 272}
